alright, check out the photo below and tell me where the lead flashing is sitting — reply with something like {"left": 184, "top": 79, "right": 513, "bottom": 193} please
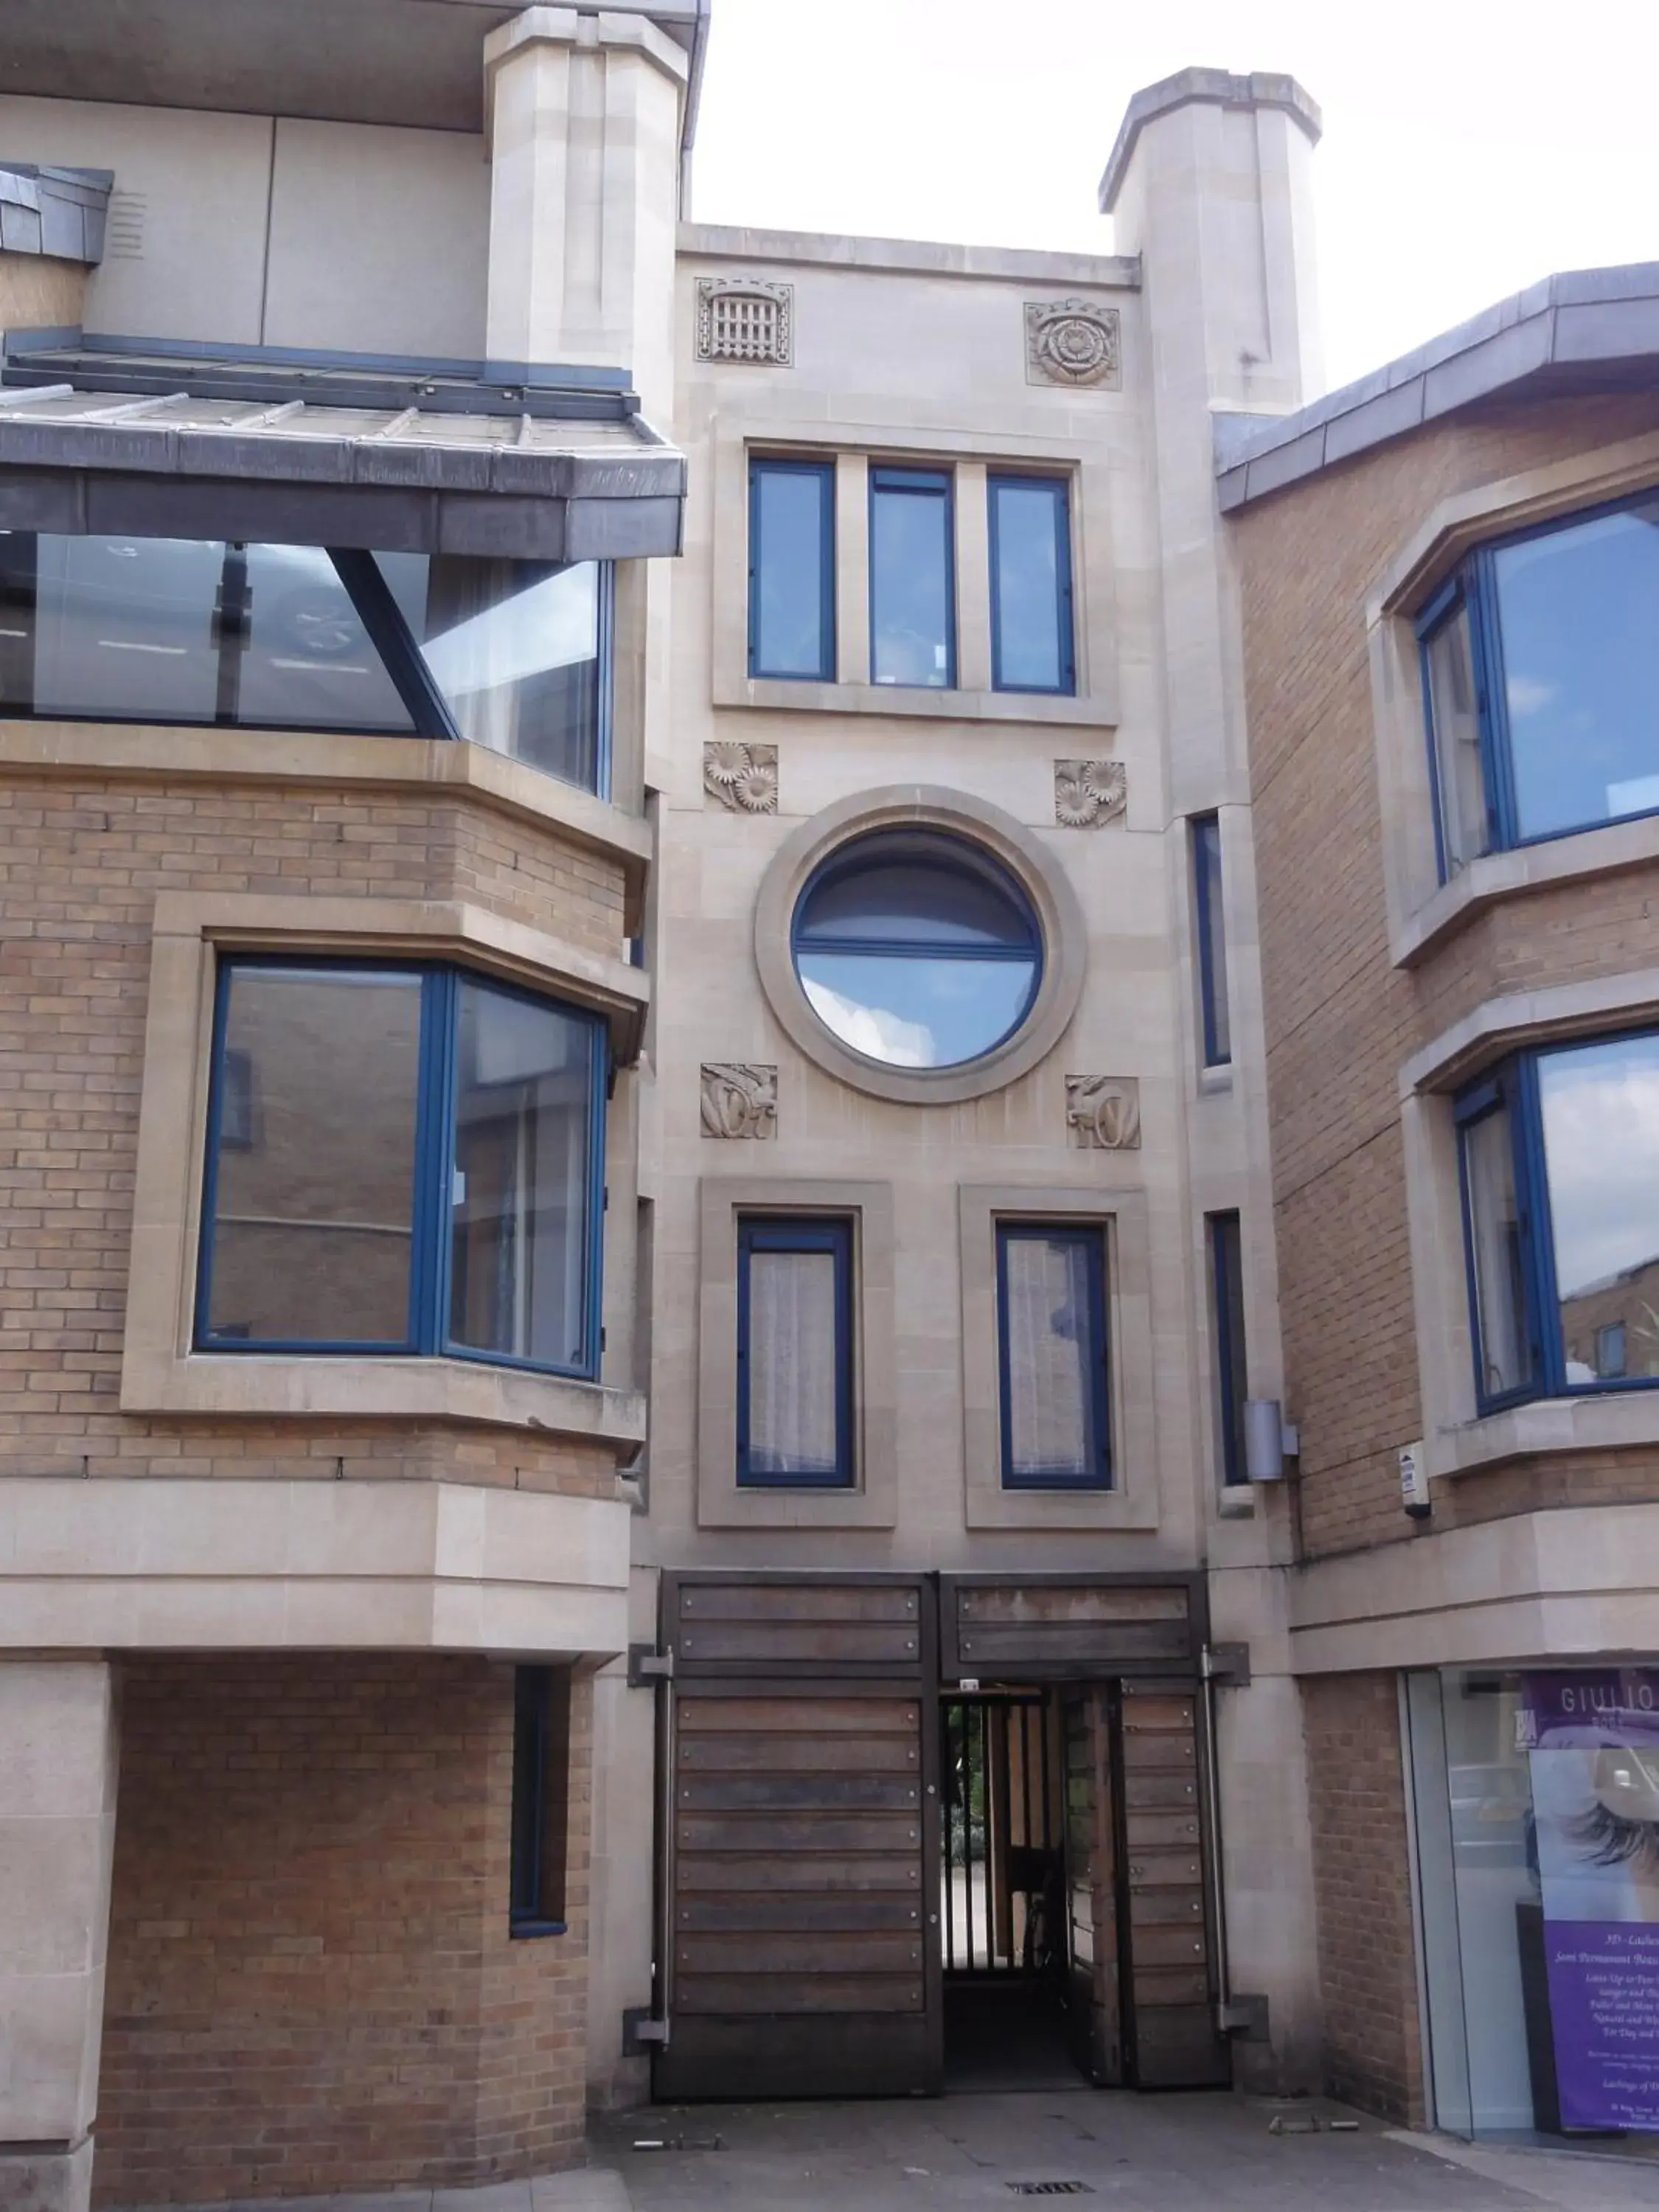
{"left": 1098, "top": 68, "right": 1321, "bottom": 214}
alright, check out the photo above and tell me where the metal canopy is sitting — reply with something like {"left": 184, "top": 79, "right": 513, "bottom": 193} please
{"left": 0, "top": 360, "right": 686, "bottom": 563}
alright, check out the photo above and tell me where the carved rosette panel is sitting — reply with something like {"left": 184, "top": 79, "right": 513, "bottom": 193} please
{"left": 1065, "top": 1075, "right": 1141, "bottom": 1151}
{"left": 700, "top": 1063, "right": 778, "bottom": 1141}
{"left": 1054, "top": 759, "right": 1126, "bottom": 829}
{"left": 695, "top": 277, "right": 794, "bottom": 366}
{"left": 1025, "top": 298, "right": 1122, "bottom": 389}
{"left": 703, "top": 742, "right": 779, "bottom": 815}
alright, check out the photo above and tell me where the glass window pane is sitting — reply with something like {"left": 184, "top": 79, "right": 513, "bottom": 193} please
{"left": 751, "top": 464, "right": 832, "bottom": 679}
{"left": 798, "top": 841, "right": 1037, "bottom": 951}
{"left": 1462, "top": 1100, "right": 1534, "bottom": 1401}
{"left": 448, "top": 978, "right": 596, "bottom": 1373}
{"left": 204, "top": 967, "right": 421, "bottom": 1345}
{"left": 744, "top": 1244, "right": 844, "bottom": 1481}
{"left": 1001, "top": 1229, "right": 1107, "bottom": 1488}
{"left": 15, "top": 533, "right": 223, "bottom": 722}
{"left": 1493, "top": 500, "right": 1659, "bottom": 843}
{"left": 1538, "top": 1032, "right": 1659, "bottom": 1385}
{"left": 991, "top": 479, "right": 1069, "bottom": 692}
{"left": 871, "top": 474, "right": 953, "bottom": 687}
{"left": 1425, "top": 603, "right": 1488, "bottom": 874}
{"left": 238, "top": 543, "right": 415, "bottom": 734}
{"left": 1192, "top": 815, "right": 1231, "bottom": 1066}
{"left": 1211, "top": 1213, "right": 1248, "bottom": 1486}
{"left": 399, "top": 555, "right": 603, "bottom": 790}
{"left": 797, "top": 952, "right": 1035, "bottom": 1068}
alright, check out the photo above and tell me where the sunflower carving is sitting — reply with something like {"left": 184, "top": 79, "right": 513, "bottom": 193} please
{"left": 703, "top": 742, "right": 779, "bottom": 814}
{"left": 1054, "top": 758, "right": 1127, "bottom": 829}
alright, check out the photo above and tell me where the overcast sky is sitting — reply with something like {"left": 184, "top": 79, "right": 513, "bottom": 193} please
{"left": 689, "top": 0, "right": 1658, "bottom": 394}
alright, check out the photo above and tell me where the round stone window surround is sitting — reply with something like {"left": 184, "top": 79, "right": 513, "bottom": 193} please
{"left": 753, "top": 785, "right": 1088, "bottom": 1105}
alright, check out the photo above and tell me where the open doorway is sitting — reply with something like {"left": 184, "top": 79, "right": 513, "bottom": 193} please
{"left": 941, "top": 1686, "right": 1082, "bottom": 2090}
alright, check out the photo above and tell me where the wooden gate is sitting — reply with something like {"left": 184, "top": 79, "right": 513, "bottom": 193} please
{"left": 654, "top": 1573, "right": 942, "bottom": 2100}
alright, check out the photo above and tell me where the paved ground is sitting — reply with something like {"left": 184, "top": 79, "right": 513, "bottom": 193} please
{"left": 592, "top": 2093, "right": 1659, "bottom": 2212}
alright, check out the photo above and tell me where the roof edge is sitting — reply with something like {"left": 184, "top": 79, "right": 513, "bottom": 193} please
{"left": 1099, "top": 67, "right": 1321, "bottom": 214}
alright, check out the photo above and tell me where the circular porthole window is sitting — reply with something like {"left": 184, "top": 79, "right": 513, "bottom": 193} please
{"left": 754, "top": 788, "right": 1088, "bottom": 1106}
{"left": 791, "top": 830, "right": 1042, "bottom": 1070}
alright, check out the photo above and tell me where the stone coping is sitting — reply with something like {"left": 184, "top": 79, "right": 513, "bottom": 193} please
{"left": 1216, "top": 262, "right": 1659, "bottom": 511}
{"left": 679, "top": 222, "right": 1139, "bottom": 290}
{"left": 1098, "top": 67, "right": 1321, "bottom": 212}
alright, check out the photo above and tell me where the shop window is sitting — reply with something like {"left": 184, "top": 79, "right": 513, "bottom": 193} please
{"left": 510, "top": 1665, "right": 571, "bottom": 1937}
{"left": 1406, "top": 1666, "right": 1659, "bottom": 2140}
{"left": 0, "top": 530, "right": 613, "bottom": 795}
{"left": 988, "top": 474, "right": 1074, "bottom": 695}
{"left": 1208, "top": 1211, "right": 1248, "bottom": 1487}
{"left": 1456, "top": 1028, "right": 1659, "bottom": 1413}
{"left": 196, "top": 959, "right": 605, "bottom": 1375}
{"left": 790, "top": 827, "right": 1042, "bottom": 1071}
{"left": 996, "top": 1222, "right": 1112, "bottom": 1490}
{"left": 869, "top": 466, "right": 955, "bottom": 688}
{"left": 1191, "top": 813, "right": 1231, "bottom": 1069}
{"left": 1419, "top": 491, "right": 1659, "bottom": 877}
{"left": 748, "top": 458, "right": 835, "bottom": 681}
{"left": 736, "top": 1215, "right": 855, "bottom": 1488}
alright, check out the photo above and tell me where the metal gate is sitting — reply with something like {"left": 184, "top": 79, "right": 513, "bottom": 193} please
{"left": 653, "top": 1573, "right": 942, "bottom": 2100}
{"left": 942, "top": 1691, "right": 1061, "bottom": 1979}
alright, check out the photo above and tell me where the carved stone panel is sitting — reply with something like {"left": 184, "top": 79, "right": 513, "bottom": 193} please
{"left": 703, "top": 742, "right": 779, "bottom": 815}
{"left": 1026, "top": 298, "right": 1122, "bottom": 389}
{"left": 701, "top": 1064, "right": 778, "bottom": 1141}
{"left": 695, "top": 278, "right": 794, "bottom": 366}
{"left": 1054, "top": 759, "right": 1127, "bottom": 829}
{"left": 1066, "top": 1075, "right": 1141, "bottom": 1151}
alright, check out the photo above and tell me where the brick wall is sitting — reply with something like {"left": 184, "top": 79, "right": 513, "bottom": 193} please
{"left": 1300, "top": 1672, "right": 1423, "bottom": 2123}
{"left": 0, "top": 771, "right": 622, "bottom": 1495}
{"left": 1231, "top": 389, "right": 1659, "bottom": 1557}
{"left": 96, "top": 1654, "right": 593, "bottom": 2206}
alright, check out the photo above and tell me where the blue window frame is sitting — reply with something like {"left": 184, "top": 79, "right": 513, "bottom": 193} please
{"left": 988, "top": 474, "right": 1075, "bottom": 695}
{"left": 195, "top": 957, "right": 608, "bottom": 1377}
{"left": 1192, "top": 813, "right": 1231, "bottom": 1068}
{"left": 869, "top": 466, "right": 955, "bottom": 688}
{"left": 748, "top": 457, "right": 835, "bottom": 681}
{"left": 995, "top": 1222, "right": 1112, "bottom": 1490}
{"left": 736, "top": 1214, "right": 855, "bottom": 1488}
{"left": 510, "top": 1665, "right": 571, "bottom": 1937}
{"left": 1419, "top": 490, "right": 1659, "bottom": 879}
{"left": 1456, "top": 1026, "right": 1659, "bottom": 1413}
{"left": 1208, "top": 1212, "right": 1249, "bottom": 1486}
{"left": 0, "top": 531, "right": 614, "bottom": 796}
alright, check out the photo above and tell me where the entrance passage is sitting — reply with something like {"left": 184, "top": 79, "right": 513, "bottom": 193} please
{"left": 942, "top": 1688, "right": 1077, "bottom": 2089}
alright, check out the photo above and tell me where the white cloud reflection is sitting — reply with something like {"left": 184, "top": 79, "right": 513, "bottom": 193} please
{"left": 1540, "top": 1037, "right": 1659, "bottom": 1296}
{"left": 801, "top": 978, "right": 937, "bottom": 1067}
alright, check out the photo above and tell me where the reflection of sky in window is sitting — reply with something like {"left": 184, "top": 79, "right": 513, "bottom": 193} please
{"left": 870, "top": 484, "right": 951, "bottom": 686}
{"left": 993, "top": 483, "right": 1063, "bottom": 690}
{"left": 753, "top": 469, "right": 829, "bottom": 677}
{"left": 799, "top": 955, "right": 1034, "bottom": 1068}
{"left": 1539, "top": 1034, "right": 1659, "bottom": 1296}
{"left": 1495, "top": 504, "right": 1659, "bottom": 841}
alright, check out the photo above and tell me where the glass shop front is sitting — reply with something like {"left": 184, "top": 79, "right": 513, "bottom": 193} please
{"left": 1406, "top": 1666, "right": 1659, "bottom": 2144}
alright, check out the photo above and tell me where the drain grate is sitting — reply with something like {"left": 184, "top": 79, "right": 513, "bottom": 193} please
{"left": 1006, "top": 2187, "right": 1095, "bottom": 2199}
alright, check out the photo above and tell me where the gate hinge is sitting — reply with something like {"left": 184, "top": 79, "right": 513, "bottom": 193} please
{"left": 1202, "top": 1641, "right": 1251, "bottom": 1687}
{"left": 627, "top": 1644, "right": 674, "bottom": 1688}
{"left": 622, "top": 2007, "right": 671, "bottom": 2055}
{"left": 1219, "top": 1992, "right": 1270, "bottom": 2040}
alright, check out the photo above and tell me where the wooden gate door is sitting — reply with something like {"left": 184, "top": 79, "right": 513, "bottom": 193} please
{"left": 654, "top": 1573, "right": 942, "bottom": 2101}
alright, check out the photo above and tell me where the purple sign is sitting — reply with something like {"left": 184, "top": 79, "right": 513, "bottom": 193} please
{"left": 1522, "top": 1670, "right": 1659, "bottom": 2132}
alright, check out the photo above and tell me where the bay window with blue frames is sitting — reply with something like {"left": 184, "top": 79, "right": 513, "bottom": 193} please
{"left": 736, "top": 1215, "right": 855, "bottom": 1487}
{"left": 988, "top": 474, "right": 1075, "bottom": 695}
{"left": 995, "top": 1222, "right": 1112, "bottom": 1490}
{"left": 869, "top": 466, "right": 955, "bottom": 689}
{"left": 1419, "top": 491, "right": 1659, "bottom": 880}
{"left": 195, "top": 959, "right": 607, "bottom": 1376}
{"left": 748, "top": 458, "right": 835, "bottom": 681}
{"left": 1457, "top": 1026, "right": 1659, "bottom": 1413}
{"left": 0, "top": 529, "right": 613, "bottom": 795}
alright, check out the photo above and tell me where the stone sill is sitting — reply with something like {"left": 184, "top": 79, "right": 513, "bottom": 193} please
{"left": 118, "top": 1352, "right": 647, "bottom": 1450}
{"left": 714, "top": 676, "right": 1118, "bottom": 729}
{"left": 1427, "top": 1388, "right": 1659, "bottom": 1481}
{"left": 1393, "top": 813, "right": 1659, "bottom": 968}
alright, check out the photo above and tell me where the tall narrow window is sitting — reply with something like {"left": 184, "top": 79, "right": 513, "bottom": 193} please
{"left": 737, "top": 1216, "right": 855, "bottom": 1486}
{"left": 1208, "top": 1212, "right": 1249, "bottom": 1487}
{"left": 997, "top": 1222, "right": 1112, "bottom": 1490}
{"left": 1456, "top": 1077, "right": 1536, "bottom": 1408}
{"left": 510, "top": 1666, "right": 571, "bottom": 1936}
{"left": 1192, "top": 813, "right": 1231, "bottom": 1068}
{"left": 1420, "top": 589, "right": 1490, "bottom": 877}
{"left": 869, "top": 467, "right": 955, "bottom": 688}
{"left": 748, "top": 458, "right": 835, "bottom": 681}
{"left": 988, "top": 475, "right": 1074, "bottom": 694}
